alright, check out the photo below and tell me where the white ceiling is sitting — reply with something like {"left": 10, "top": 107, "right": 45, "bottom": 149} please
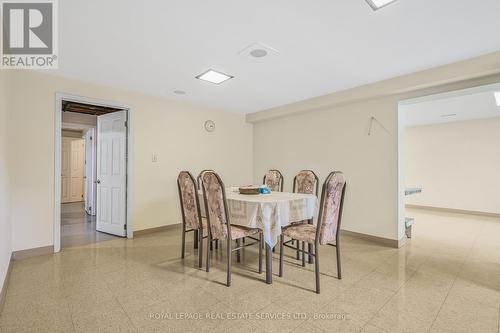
{"left": 401, "top": 87, "right": 500, "bottom": 127}
{"left": 54, "top": 0, "right": 500, "bottom": 114}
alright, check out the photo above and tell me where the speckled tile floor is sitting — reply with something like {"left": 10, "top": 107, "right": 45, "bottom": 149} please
{"left": 61, "top": 202, "right": 118, "bottom": 249}
{"left": 1, "top": 208, "right": 499, "bottom": 332}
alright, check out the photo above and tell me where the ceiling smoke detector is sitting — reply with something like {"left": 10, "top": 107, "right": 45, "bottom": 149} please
{"left": 238, "top": 42, "right": 279, "bottom": 60}
{"left": 250, "top": 49, "right": 268, "bottom": 58}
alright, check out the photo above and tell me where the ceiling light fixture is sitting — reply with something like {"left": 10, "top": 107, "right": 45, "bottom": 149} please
{"left": 440, "top": 113, "right": 457, "bottom": 118}
{"left": 196, "top": 69, "right": 233, "bottom": 85}
{"left": 495, "top": 92, "right": 500, "bottom": 106}
{"left": 365, "top": 0, "right": 398, "bottom": 10}
{"left": 173, "top": 90, "right": 186, "bottom": 95}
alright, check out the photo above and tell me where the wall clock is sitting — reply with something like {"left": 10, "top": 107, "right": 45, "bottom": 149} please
{"left": 204, "top": 120, "right": 216, "bottom": 132}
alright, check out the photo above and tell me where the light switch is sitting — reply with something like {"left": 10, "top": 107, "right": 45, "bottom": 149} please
{"left": 152, "top": 153, "right": 158, "bottom": 162}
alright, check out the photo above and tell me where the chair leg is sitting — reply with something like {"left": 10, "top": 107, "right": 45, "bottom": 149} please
{"left": 315, "top": 242, "right": 320, "bottom": 294}
{"left": 181, "top": 225, "right": 186, "bottom": 259}
{"left": 193, "top": 230, "right": 198, "bottom": 249}
{"left": 206, "top": 233, "right": 211, "bottom": 272}
{"left": 227, "top": 238, "right": 232, "bottom": 287}
{"left": 198, "top": 228, "right": 203, "bottom": 269}
{"left": 308, "top": 219, "right": 314, "bottom": 264}
{"left": 301, "top": 241, "right": 306, "bottom": 267}
{"left": 210, "top": 239, "right": 213, "bottom": 251}
{"left": 236, "top": 239, "right": 241, "bottom": 263}
{"left": 296, "top": 238, "right": 300, "bottom": 260}
{"left": 258, "top": 232, "right": 263, "bottom": 274}
{"left": 336, "top": 245, "right": 342, "bottom": 279}
{"left": 279, "top": 235, "right": 284, "bottom": 277}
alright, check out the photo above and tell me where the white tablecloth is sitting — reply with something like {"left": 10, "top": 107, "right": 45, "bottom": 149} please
{"left": 200, "top": 187, "right": 318, "bottom": 247}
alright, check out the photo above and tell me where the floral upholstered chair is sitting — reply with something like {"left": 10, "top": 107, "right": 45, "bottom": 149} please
{"left": 279, "top": 171, "right": 347, "bottom": 294}
{"left": 293, "top": 170, "right": 319, "bottom": 196}
{"left": 197, "top": 169, "right": 214, "bottom": 190}
{"left": 200, "top": 171, "right": 263, "bottom": 286}
{"left": 263, "top": 169, "right": 284, "bottom": 192}
{"left": 177, "top": 171, "right": 206, "bottom": 268}
{"left": 290, "top": 170, "right": 319, "bottom": 259}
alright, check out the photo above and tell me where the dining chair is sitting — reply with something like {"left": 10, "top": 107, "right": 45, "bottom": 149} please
{"left": 292, "top": 170, "right": 319, "bottom": 260}
{"left": 177, "top": 171, "right": 205, "bottom": 268}
{"left": 279, "top": 171, "right": 346, "bottom": 294}
{"left": 263, "top": 169, "right": 284, "bottom": 192}
{"left": 196, "top": 169, "right": 218, "bottom": 250}
{"left": 200, "top": 171, "right": 263, "bottom": 287}
{"left": 293, "top": 169, "right": 319, "bottom": 196}
{"left": 197, "top": 169, "right": 215, "bottom": 189}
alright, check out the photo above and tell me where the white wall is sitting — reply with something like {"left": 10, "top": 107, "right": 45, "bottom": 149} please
{"left": 250, "top": 51, "right": 500, "bottom": 243}
{"left": 253, "top": 97, "right": 400, "bottom": 240}
{"left": 405, "top": 118, "right": 500, "bottom": 214}
{"left": 0, "top": 72, "right": 12, "bottom": 294}
{"left": 8, "top": 70, "right": 253, "bottom": 251}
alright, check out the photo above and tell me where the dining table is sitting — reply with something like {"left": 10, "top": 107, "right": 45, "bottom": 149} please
{"left": 199, "top": 187, "right": 318, "bottom": 284}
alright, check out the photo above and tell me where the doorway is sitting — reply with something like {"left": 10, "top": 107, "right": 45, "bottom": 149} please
{"left": 397, "top": 82, "right": 500, "bottom": 244}
{"left": 54, "top": 94, "right": 134, "bottom": 252}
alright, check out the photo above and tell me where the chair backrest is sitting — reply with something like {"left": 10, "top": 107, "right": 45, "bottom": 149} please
{"left": 177, "top": 171, "right": 203, "bottom": 230}
{"left": 316, "top": 171, "right": 347, "bottom": 245}
{"left": 197, "top": 169, "right": 214, "bottom": 189}
{"left": 200, "top": 171, "right": 230, "bottom": 240}
{"left": 263, "top": 169, "right": 284, "bottom": 192}
{"left": 293, "top": 170, "right": 319, "bottom": 196}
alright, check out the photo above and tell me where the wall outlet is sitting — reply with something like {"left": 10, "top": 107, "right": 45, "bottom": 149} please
{"left": 152, "top": 153, "right": 158, "bottom": 162}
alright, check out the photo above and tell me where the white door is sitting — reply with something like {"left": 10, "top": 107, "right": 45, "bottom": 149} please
{"left": 61, "top": 137, "right": 85, "bottom": 203}
{"left": 70, "top": 139, "right": 85, "bottom": 202}
{"left": 84, "top": 128, "right": 97, "bottom": 215}
{"left": 96, "top": 111, "right": 127, "bottom": 236}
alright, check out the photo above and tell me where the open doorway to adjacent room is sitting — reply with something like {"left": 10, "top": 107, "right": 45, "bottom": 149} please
{"left": 398, "top": 82, "right": 500, "bottom": 248}
{"left": 55, "top": 95, "right": 134, "bottom": 251}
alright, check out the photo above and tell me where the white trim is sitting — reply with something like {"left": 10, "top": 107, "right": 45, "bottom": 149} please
{"left": 398, "top": 82, "right": 500, "bottom": 106}
{"left": 54, "top": 93, "right": 134, "bottom": 253}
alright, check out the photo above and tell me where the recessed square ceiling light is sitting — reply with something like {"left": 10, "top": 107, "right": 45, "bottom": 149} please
{"left": 495, "top": 92, "right": 500, "bottom": 106}
{"left": 366, "top": 0, "right": 398, "bottom": 10}
{"left": 196, "top": 69, "right": 233, "bottom": 85}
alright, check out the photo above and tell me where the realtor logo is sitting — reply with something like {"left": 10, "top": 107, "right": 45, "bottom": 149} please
{"left": 1, "top": 0, "right": 58, "bottom": 69}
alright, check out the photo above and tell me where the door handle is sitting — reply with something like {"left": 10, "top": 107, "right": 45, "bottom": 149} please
{"left": 96, "top": 180, "right": 101, "bottom": 184}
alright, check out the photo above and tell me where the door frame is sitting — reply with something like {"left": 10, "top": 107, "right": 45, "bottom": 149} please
{"left": 54, "top": 93, "right": 135, "bottom": 253}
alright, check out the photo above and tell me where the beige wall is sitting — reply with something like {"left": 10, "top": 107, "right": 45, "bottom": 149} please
{"left": 0, "top": 72, "right": 12, "bottom": 294}
{"left": 61, "top": 130, "right": 83, "bottom": 138}
{"left": 253, "top": 97, "right": 400, "bottom": 240}
{"left": 8, "top": 70, "right": 253, "bottom": 251}
{"left": 406, "top": 118, "right": 500, "bottom": 214}
{"left": 250, "top": 51, "right": 500, "bottom": 242}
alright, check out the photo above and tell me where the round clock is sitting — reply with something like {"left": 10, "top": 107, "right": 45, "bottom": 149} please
{"left": 204, "top": 120, "right": 216, "bottom": 132}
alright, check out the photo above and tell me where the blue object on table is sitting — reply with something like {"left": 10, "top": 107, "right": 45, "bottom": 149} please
{"left": 259, "top": 187, "right": 271, "bottom": 194}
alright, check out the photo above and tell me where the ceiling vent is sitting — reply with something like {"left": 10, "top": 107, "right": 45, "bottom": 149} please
{"left": 238, "top": 42, "right": 279, "bottom": 59}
